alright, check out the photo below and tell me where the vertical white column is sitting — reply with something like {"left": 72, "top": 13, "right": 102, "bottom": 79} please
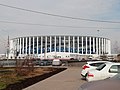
{"left": 55, "top": 36, "right": 56, "bottom": 52}
{"left": 96, "top": 38, "right": 98, "bottom": 55}
{"left": 20, "top": 38, "right": 21, "bottom": 55}
{"left": 46, "top": 36, "right": 47, "bottom": 53}
{"left": 37, "top": 37, "right": 38, "bottom": 55}
{"left": 73, "top": 36, "right": 75, "bottom": 53}
{"left": 77, "top": 36, "right": 79, "bottom": 53}
{"left": 26, "top": 37, "right": 27, "bottom": 55}
{"left": 103, "top": 38, "right": 105, "bottom": 54}
{"left": 90, "top": 37, "right": 91, "bottom": 54}
{"left": 59, "top": 36, "right": 61, "bottom": 52}
{"left": 33, "top": 37, "right": 34, "bottom": 55}
{"left": 41, "top": 36, "right": 43, "bottom": 54}
{"left": 50, "top": 36, "right": 51, "bottom": 52}
{"left": 106, "top": 39, "right": 108, "bottom": 54}
{"left": 69, "top": 36, "right": 70, "bottom": 53}
{"left": 22, "top": 38, "right": 24, "bottom": 54}
{"left": 86, "top": 37, "right": 87, "bottom": 54}
{"left": 29, "top": 37, "right": 31, "bottom": 55}
{"left": 93, "top": 37, "right": 95, "bottom": 54}
{"left": 64, "top": 36, "right": 65, "bottom": 52}
{"left": 104, "top": 38, "right": 106, "bottom": 54}
{"left": 99, "top": 38, "right": 101, "bottom": 55}
{"left": 101, "top": 38, "right": 103, "bottom": 54}
{"left": 82, "top": 36, "right": 83, "bottom": 54}
{"left": 45, "top": 36, "right": 47, "bottom": 59}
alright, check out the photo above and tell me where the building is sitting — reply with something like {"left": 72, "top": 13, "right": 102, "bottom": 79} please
{"left": 8, "top": 35, "right": 111, "bottom": 60}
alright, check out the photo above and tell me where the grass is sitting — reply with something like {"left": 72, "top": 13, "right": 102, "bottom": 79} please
{"left": 0, "top": 82, "right": 6, "bottom": 90}
{"left": 0, "top": 67, "right": 55, "bottom": 90}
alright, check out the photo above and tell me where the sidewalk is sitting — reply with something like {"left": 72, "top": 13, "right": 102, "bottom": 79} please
{"left": 23, "top": 67, "right": 86, "bottom": 90}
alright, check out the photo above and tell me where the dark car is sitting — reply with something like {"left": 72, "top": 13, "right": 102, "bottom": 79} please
{"left": 40, "top": 59, "right": 52, "bottom": 66}
{"left": 79, "top": 73, "right": 120, "bottom": 90}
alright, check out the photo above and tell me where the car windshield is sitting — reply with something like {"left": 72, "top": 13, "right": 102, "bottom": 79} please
{"left": 96, "top": 63, "right": 106, "bottom": 71}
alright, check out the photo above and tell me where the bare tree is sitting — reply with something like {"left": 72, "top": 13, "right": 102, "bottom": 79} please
{"left": 117, "top": 54, "right": 120, "bottom": 62}
{"left": 113, "top": 41, "right": 120, "bottom": 54}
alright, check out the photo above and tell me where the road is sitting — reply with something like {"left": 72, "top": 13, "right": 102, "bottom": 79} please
{"left": 23, "top": 66, "right": 86, "bottom": 90}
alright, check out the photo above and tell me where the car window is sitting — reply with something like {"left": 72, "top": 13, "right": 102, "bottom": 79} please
{"left": 90, "top": 63, "right": 104, "bottom": 67}
{"left": 96, "top": 63, "right": 106, "bottom": 71}
{"left": 109, "top": 65, "right": 120, "bottom": 73}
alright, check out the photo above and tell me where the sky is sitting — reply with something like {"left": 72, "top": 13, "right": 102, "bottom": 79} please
{"left": 0, "top": 0, "right": 120, "bottom": 54}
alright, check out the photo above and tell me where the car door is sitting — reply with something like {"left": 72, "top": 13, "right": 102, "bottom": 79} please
{"left": 108, "top": 65, "right": 120, "bottom": 78}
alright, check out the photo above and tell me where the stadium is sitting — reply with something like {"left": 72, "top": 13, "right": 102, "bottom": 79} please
{"left": 8, "top": 35, "right": 111, "bottom": 60}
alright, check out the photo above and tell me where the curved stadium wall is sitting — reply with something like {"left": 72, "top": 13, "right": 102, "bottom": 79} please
{"left": 9, "top": 35, "right": 111, "bottom": 59}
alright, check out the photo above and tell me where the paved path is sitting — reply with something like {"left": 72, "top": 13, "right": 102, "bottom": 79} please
{"left": 23, "top": 67, "right": 86, "bottom": 90}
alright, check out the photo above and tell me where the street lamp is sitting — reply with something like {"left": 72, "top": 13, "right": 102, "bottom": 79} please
{"left": 97, "top": 30, "right": 100, "bottom": 37}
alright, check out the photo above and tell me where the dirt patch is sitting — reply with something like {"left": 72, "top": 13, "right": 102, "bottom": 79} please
{"left": 2, "top": 68, "right": 66, "bottom": 90}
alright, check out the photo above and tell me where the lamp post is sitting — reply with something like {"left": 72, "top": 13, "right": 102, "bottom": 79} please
{"left": 97, "top": 30, "right": 100, "bottom": 37}
{"left": 6, "top": 35, "right": 10, "bottom": 66}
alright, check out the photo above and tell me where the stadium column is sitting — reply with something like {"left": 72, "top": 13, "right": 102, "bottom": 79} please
{"left": 82, "top": 36, "right": 83, "bottom": 54}
{"left": 99, "top": 38, "right": 101, "bottom": 55}
{"left": 59, "top": 36, "right": 61, "bottom": 52}
{"left": 45, "top": 36, "right": 47, "bottom": 59}
{"left": 50, "top": 36, "right": 51, "bottom": 52}
{"left": 103, "top": 38, "right": 105, "bottom": 54}
{"left": 20, "top": 38, "right": 21, "bottom": 55}
{"left": 93, "top": 37, "right": 95, "bottom": 54}
{"left": 73, "top": 36, "right": 75, "bottom": 53}
{"left": 37, "top": 36, "right": 38, "bottom": 55}
{"left": 33, "top": 37, "right": 34, "bottom": 55}
{"left": 86, "top": 37, "right": 87, "bottom": 54}
{"left": 22, "top": 37, "right": 24, "bottom": 54}
{"left": 26, "top": 37, "right": 27, "bottom": 55}
{"left": 101, "top": 38, "right": 103, "bottom": 54}
{"left": 104, "top": 39, "right": 106, "bottom": 54}
{"left": 29, "top": 37, "right": 31, "bottom": 55}
{"left": 105, "top": 39, "right": 106, "bottom": 54}
{"left": 77, "top": 36, "right": 79, "bottom": 54}
{"left": 96, "top": 37, "right": 98, "bottom": 55}
{"left": 55, "top": 36, "right": 56, "bottom": 52}
{"left": 106, "top": 39, "right": 108, "bottom": 54}
{"left": 68, "top": 36, "right": 70, "bottom": 53}
{"left": 90, "top": 37, "right": 91, "bottom": 54}
{"left": 41, "top": 36, "right": 43, "bottom": 54}
{"left": 64, "top": 36, "right": 65, "bottom": 52}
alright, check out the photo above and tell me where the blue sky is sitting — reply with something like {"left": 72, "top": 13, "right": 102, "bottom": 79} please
{"left": 0, "top": 0, "right": 120, "bottom": 54}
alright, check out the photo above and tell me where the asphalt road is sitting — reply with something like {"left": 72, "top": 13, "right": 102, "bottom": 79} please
{"left": 23, "top": 65, "right": 86, "bottom": 90}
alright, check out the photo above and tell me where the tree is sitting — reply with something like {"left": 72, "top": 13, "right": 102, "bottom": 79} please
{"left": 113, "top": 41, "right": 120, "bottom": 54}
{"left": 117, "top": 54, "right": 120, "bottom": 62}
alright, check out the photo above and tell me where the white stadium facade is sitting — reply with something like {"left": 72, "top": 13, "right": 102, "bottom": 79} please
{"left": 8, "top": 35, "right": 111, "bottom": 60}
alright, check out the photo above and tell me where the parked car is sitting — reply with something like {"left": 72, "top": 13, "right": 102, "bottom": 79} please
{"left": 79, "top": 73, "right": 120, "bottom": 90}
{"left": 86, "top": 62, "right": 120, "bottom": 82}
{"left": 40, "top": 59, "right": 52, "bottom": 66}
{"left": 52, "top": 59, "right": 62, "bottom": 66}
{"left": 81, "top": 60, "right": 109, "bottom": 78}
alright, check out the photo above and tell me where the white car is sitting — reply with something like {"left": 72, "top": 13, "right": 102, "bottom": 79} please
{"left": 52, "top": 59, "right": 62, "bottom": 66}
{"left": 86, "top": 62, "right": 120, "bottom": 82}
{"left": 81, "top": 61, "right": 109, "bottom": 78}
